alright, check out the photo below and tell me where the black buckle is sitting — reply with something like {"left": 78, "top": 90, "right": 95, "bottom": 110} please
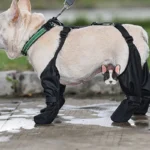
{"left": 127, "top": 96, "right": 141, "bottom": 105}
{"left": 43, "top": 21, "right": 54, "bottom": 31}
{"left": 60, "top": 27, "right": 71, "bottom": 39}
{"left": 92, "top": 22, "right": 114, "bottom": 26}
{"left": 50, "top": 17, "right": 64, "bottom": 26}
{"left": 43, "top": 17, "right": 64, "bottom": 31}
{"left": 125, "top": 36, "right": 133, "bottom": 43}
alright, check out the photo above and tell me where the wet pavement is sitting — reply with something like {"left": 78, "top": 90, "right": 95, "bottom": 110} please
{"left": 0, "top": 97, "right": 150, "bottom": 150}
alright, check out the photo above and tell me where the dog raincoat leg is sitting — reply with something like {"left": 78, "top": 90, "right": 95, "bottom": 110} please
{"left": 34, "top": 59, "right": 61, "bottom": 124}
{"left": 134, "top": 62, "right": 150, "bottom": 115}
{"left": 40, "top": 84, "right": 66, "bottom": 113}
{"left": 59, "top": 84, "right": 66, "bottom": 108}
{"left": 111, "top": 24, "right": 142, "bottom": 123}
{"left": 34, "top": 27, "right": 71, "bottom": 125}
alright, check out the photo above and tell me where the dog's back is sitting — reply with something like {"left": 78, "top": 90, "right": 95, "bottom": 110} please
{"left": 55, "top": 24, "right": 149, "bottom": 85}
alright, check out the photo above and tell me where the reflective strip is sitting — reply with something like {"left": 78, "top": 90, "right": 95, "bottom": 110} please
{"left": 21, "top": 28, "right": 47, "bottom": 56}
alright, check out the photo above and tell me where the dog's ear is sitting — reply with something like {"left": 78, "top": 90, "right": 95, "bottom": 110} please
{"left": 101, "top": 65, "right": 107, "bottom": 74}
{"left": 18, "top": 0, "right": 31, "bottom": 12}
{"left": 115, "top": 65, "right": 121, "bottom": 75}
{"left": 9, "top": 0, "right": 20, "bottom": 22}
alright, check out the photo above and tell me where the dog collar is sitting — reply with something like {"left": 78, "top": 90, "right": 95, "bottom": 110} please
{"left": 21, "top": 21, "right": 55, "bottom": 56}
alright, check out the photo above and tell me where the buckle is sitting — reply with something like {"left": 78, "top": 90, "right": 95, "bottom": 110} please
{"left": 91, "top": 22, "right": 114, "bottom": 26}
{"left": 43, "top": 21, "right": 54, "bottom": 31}
{"left": 127, "top": 96, "right": 141, "bottom": 104}
{"left": 126, "top": 36, "right": 133, "bottom": 43}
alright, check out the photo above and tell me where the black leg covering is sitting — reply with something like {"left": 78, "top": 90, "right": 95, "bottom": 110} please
{"left": 34, "top": 27, "right": 71, "bottom": 125}
{"left": 111, "top": 97, "right": 140, "bottom": 122}
{"left": 40, "top": 84, "right": 66, "bottom": 113}
{"left": 59, "top": 84, "right": 66, "bottom": 108}
{"left": 134, "top": 97, "right": 150, "bottom": 115}
{"left": 134, "top": 63, "right": 150, "bottom": 115}
{"left": 111, "top": 24, "right": 142, "bottom": 123}
{"left": 34, "top": 59, "right": 61, "bottom": 125}
{"left": 111, "top": 50, "right": 142, "bottom": 122}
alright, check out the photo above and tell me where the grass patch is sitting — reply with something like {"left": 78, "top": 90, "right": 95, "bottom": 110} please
{"left": 0, "top": 51, "right": 32, "bottom": 71}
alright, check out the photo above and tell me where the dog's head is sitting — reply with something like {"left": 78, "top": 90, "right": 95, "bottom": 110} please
{"left": 0, "top": 0, "right": 31, "bottom": 58}
{"left": 101, "top": 64, "right": 121, "bottom": 85}
{"left": 0, "top": 0, "right": 45, "bottom": 59}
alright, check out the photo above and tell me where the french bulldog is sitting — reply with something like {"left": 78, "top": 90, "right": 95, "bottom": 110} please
{"left": 0, "top": 0, "right": 149, "bottom": 124}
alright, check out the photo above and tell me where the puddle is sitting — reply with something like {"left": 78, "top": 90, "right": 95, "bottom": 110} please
{"left": 0, "top": 101, "right": 149, "bottom": 136}
{"left": 61, "top": 104, "right": 150, "bottom": 129}
{"left": 21, "top": 108, "right": 39, "bottom": 116}
{"left": 0, "top": 108, "right": 37, "bottom": 133}
{"left": 0, "top": 118, "right": 35, "bottom": 133}
{"left": 0, "top": 107, "right": 14, "bottom": 114}
{"left": 0, "top": 135, "right": 12, "bottom": 142}
{"left": 64, "top": 116, "right": 136, "bottom": 128}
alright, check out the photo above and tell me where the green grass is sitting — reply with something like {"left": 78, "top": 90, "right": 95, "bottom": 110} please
{"left": 0, "top": 51, "right": 32, "bottom": 71}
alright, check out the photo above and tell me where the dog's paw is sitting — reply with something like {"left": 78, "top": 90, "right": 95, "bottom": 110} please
{"left": 40, "top": 98, "right": 65, "bottom": 113}
{"left": 134, "top": 97, "right": 150, "bottom": 116}
{"left": 111, "top": 99, "right": 140, "bottom": 123}
{"left": 40, "top": 107, "right": 46, "bottom": 113}
{"left": 34, "top": 105, "right": 59, "bottom": 125}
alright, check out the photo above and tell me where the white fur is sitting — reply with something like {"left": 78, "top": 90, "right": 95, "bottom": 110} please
{"left": 0, "top": 0, "right": 149, "bottom": 86}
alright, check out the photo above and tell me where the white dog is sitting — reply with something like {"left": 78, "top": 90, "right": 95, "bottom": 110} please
{"left": 0, "top": 0, "right": 149, "bottom": 125}
{"left": 0, "top": 0, "right": 149, "bottom": 86}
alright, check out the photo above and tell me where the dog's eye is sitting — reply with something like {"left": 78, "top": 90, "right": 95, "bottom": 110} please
{"left": 112, "top": 72, "right": 117, "bottom": 80}
{"left": 104, "top": 72, "right": 109, "bottom": 80}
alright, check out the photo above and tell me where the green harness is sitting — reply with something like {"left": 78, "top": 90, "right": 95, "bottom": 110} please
{"left": 21, "top": 21, "right": 55, "bottom": 56}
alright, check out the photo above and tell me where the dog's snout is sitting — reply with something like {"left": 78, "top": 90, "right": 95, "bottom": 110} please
{"left": 109, "top": 81, "right": 112, "bottom": 84}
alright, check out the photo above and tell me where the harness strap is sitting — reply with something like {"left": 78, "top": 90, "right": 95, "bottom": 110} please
{"left": 114, "top": 23, "right": 142, "bottom": 98}
{"left": 114, "top": 24, "right": 134, "bottom": 44}
{"left": 21, "top": 20, "right": 55, "bottom": 56}
{"left": 53, "top": 27, "right": 71, "bottom": 62}
{"left": 111, "top": 24, "right": 143, "bottom": 123}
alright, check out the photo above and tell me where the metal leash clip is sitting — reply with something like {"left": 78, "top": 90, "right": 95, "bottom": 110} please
{"left": 56, "top": 0, "right": 76, "bottom": 19}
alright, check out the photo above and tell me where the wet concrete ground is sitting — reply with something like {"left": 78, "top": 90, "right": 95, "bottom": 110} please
{"left": 0, "top": 97, "right": 150, "bottom": 150}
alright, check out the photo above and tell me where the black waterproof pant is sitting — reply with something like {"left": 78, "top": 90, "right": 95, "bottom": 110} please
{"left": 34, "top": 27, "right": 71, "bottom": 125}
{"left": 111, "top": 24, "right": 150, "bottom": 122}
{"left": 34, "top": 59, "right": 61, "bottom": 124}
{"left": 135, "top": 62, "right": 150, "bottom": 115}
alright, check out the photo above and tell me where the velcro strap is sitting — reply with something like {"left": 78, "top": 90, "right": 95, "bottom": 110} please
{"left": 46, "top": 97, "right": 57, "bottom": 104}
{"left": 43, "top": 21, "right": 54, "bottom": 31}
{"left": 127, "top": 96, "right": 141, "bottom": 104}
